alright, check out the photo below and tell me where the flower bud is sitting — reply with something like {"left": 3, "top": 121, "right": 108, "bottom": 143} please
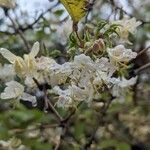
{"left": 92, "top": 38, "right": 105, "bottom": 55}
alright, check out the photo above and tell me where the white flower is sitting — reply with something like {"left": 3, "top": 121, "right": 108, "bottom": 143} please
{"left": 0, "top": 81, "right": 37, "bottom": 106}
{"left": 0, "top": 42, "right": 39, "bottom": 77}
{"left": 113, "top": 17, "right": 141, "bottom": 44}
{"left": 77, "top": 70, "right": 93, "bottom": 88}
{"left": 0, "top": 64, "right": 16, "bottom": 82}
{"left": 22, "top": 56, "right": 57, "bottom": 88}
{"left": 93, "top": 57, "right": 116, "bottom": 87}
{"left": 118, "top": 76, "right": 137, "bottom": 88}
{"left": 110, "top": 77, "right": 137, "bottom": 87}
{"left": 95, "top": 57, "right": 116, "bottom": 77}
{"left": 24, "top": 73, "right": 46, "bottom": 88}
{"left": 53, "top": 86, "right": 72, "bottom": 108}
{"left": 107, "top": 45, "right": 137, "bottom": 64}
{"left": 53, "top": 83, "right": 95, "bottom": 108}
{"left": 48, "top": 62, "right": 72, "bottom": 86}
{"left": 50, "top": 54, "right": 116, "bottom": 108}
{"left": 93, "top": 71, "right": 109, "bottom": 86}
{"left": 36, "top": 56, "right": 56, "bottom": 71}
{"left": 71, "top": 54, "right": 95, "bottom": 87}
{"left": 110, "top": 77, "right": 137, "bottom": 100}
{"left": 1, "top": 81, "right": 24, "bottom": 99}
{"left": 21, "top": 92, "right": 37, "bottom": 107}
{"left": 73, "top": 54, "right": 95, "bottom": 70}
{"left": 56, "top": 19, "right": 72, "bottom": 45}
{"left": 48, "top": 63, "right": 64, "bottom": 86}
{"left": 24, "top": 76, "right": 36, "bottom": 88}
{"left": 71, "top": 84, "right": 95, "bottom": 103}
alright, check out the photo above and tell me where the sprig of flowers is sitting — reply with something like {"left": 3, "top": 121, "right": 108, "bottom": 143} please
{"left": 0, "top": 18, "right": 140, "bottom": 108}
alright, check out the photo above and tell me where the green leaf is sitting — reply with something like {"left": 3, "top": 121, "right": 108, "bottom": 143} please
{"left": 74, "top": 121, "right": 85, "bottom": 139}
{"left": 99, "top": 139, "right": 131, "bottom": 150}
{"left": 59, "top": 0, "right": 88, "bottom": 23}
{"left": 49, "top": 50, "right": 62, "bottom": 58}
{"left": 54, "top": 9, "right": 65, "bottom": 17}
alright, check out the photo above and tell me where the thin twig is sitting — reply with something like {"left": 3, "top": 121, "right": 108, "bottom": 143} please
{"left": 62, "top": 101, "right": 83, "bottom": 124}
{"left": 33, "top": 77, "right": 63, "bottom": 122}
{"left": 136, "top": 46, "right": 150, "bottom": 59}
{"left": 47, "top": 99, "right": 63, "bottom": 121}
{"left": 7, "top": 14, "right": 30, "bottom": 52}
{"left": 55, "top": 102, "right": 83, "bottom": 149}
{"left": 84, "top": 0, "right": 97, "bottom": 23}
{"left": 43, "top": 87, "right": 63, "bottom": 122}
{"left": 20, "top": 2, "right": 59, "bottom": 31}
{"left": 0, "top": 2, "right": 59, "bottom": 36}
{"left": 135, "top": 62, "right": 150, "bottom": 74}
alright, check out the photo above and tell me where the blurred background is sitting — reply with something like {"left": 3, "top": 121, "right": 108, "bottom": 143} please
{"left": 0, "top": 0, "right": 150, "bottom": 149}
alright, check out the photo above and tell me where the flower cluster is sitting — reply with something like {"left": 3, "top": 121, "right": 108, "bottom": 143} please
{"left": 112, "top": 17, "right": 141, "bottom": 44}
{"left": 107, "top": 45, "right": 137, "bottom": 68}
{"left": 0, "top": 18, "right": 140, "bottom": 108}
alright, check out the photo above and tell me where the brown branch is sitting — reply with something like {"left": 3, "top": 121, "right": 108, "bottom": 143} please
{"left": 0, "top": 2, "right": 59, "bottom": 36}
{"left": 136, "top": 46, "right": 150, "bottom": 59}
{"left": 135, "top": 62, "right": 150, "bottom": 74}
{"left": 84, "top": 0, "right": 97, "bottom": 23}
{"left": 42, "top": 86, "right": 63, "bottom": 122}
{"left": 7, "top": 14, "right": 31, "bottom": 52}
{"left": 54, "top": 102, "right": 83, "bottom": 149}
{"left": 33, "top": 78, "right": 63, "bottom": 122}
{"left": 18, "top": 2, "right": 59, "bottom": 32}
{"left": 47, "top": 98, "right": 63, "bottom": 122}
{"left": 61, "top": 101, "right": 83, "bottom": 124}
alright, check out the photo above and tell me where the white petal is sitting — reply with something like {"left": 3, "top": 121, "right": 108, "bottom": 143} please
{"left": 1, "top": 81, "right": 24, "bottom": 99}
{"left": 29, "top": 42, "right": 40, "bottom": 57}
{"left": 0, "top": 48, "right": 17, "bottom": 63}
{"left": 21, "top": 92, "right": 37, "bottom": 107}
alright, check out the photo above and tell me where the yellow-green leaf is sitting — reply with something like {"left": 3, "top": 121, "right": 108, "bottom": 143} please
{"left": 60, "top": 0, "right": 88, "bottom": 23}
{"left": 0, "top": 0, "right": 14, "bottom": 8}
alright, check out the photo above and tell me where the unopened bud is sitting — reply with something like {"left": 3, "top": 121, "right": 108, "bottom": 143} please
{"left": 92, "top": 38, "right": 105, "bottom": 55}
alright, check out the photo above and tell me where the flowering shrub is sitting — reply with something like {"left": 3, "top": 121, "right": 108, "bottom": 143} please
{"left": 1, "top": 0, "right": 150, "bottom": 149}
{"left": 0, "top": 18, "right": 140, "bottom": 109}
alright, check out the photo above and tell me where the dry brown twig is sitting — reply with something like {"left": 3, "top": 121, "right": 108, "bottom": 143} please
{"left": 135, "top": 62, "right": 150, "bottom": 74}
{"left": 136, "top": 46, "right": 150, "bottom": 59}
{"left": 7, "top": 14, "right": 31, "bottom": 52}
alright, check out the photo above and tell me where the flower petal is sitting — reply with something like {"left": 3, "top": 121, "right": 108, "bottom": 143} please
{"left": 29, "top": 42, "right": 40, "bottom": 57}
{"left": 0, "top": 48, "right": 17, "bottom": 64}
{"left": 21, "top": 92, "right": 37, "bottom": 107}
